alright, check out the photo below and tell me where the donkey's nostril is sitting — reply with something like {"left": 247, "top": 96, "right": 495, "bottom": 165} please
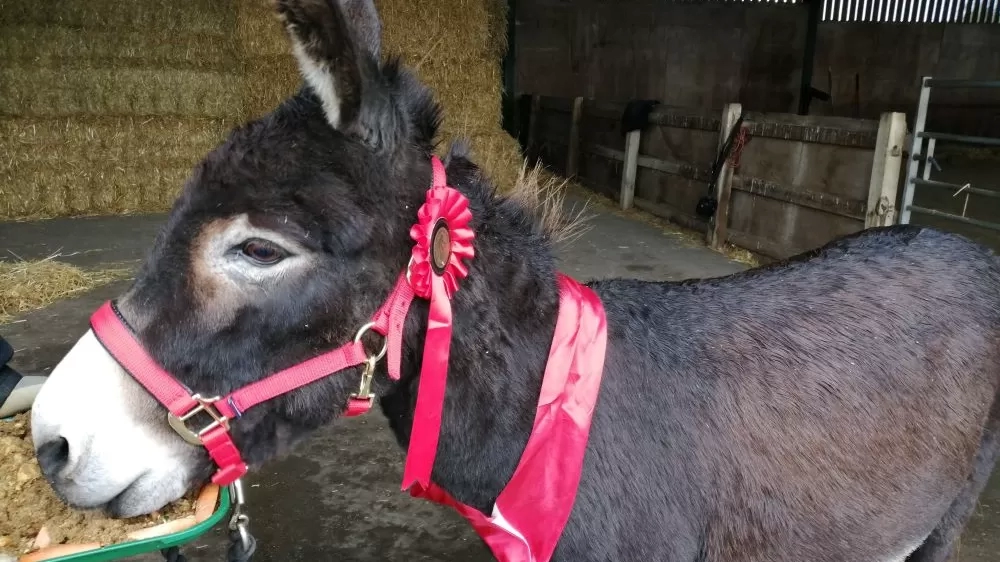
{"left": 36, "top": 437, "right": 71, "bottom": 478}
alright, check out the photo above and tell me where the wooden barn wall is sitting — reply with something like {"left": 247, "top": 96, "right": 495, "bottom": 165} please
{"left": 526, "top": 94, "right": 895, "bottom": 260}
{"left": 810, "top": 23, "right": 1000, "bottom": 137}
{"left": 631, "top": 108, "right": 720, "bottom": 231}
{"left": 515, "top": 0, "right": 1000, "bottom": 136}
{"left": 516, "top": 0, "right": 806, "bottom": 115}
{"left": 576, "top": 106, "right": 631, "bottom": 203}
{"left": 726, "top": 113, "right": 880, "bottom": 257}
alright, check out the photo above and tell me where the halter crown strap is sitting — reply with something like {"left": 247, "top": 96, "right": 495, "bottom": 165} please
{"left": 431, "top": 155, "right": 447, "bottom": 188}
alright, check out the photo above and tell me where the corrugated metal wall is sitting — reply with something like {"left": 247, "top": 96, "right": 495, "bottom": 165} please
{"left": 675, "top": 0, "right": 1000, "bottom": 22}
{"left": 822, "top": 0, "right": 1000, "bottom": 22}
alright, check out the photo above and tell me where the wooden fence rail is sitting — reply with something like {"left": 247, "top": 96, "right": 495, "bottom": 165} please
{"left": 524, "top": 94, "right": 907, "bottom": 261}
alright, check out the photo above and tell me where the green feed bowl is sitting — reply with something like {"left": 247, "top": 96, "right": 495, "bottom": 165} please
{"left": 16, "top": 485, "right": 231, "bottom": 562}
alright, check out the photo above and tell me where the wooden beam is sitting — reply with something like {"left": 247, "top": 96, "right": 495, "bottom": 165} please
{"left": 582, "top": 100, "right": 721, "bottom": 131}
{"left": 620, "top": 130, "right": 641, "bottom": 210}
{"left": 636, "top": 154, "right": 713, "bottom": 183}
{"left": 731, "top": 176, "right": 867, "bottom": 221}
{"left": 566, "top": 97, "right": 584, "bottom": 178}
{"left": 741, "top": 114, "right": 880, "bottom": 148}
{"left": 526, "top": 95, "right": 541, "bottom": 164}
{"left": 585, "top": 143, "right": 625, "bottom": 162}
{"left": 585, "top": 144, "right": 711, "bottom": 182}
{"left": 647, "top": 107, "right": 720, "bottom": 132}
{"left": 865, "top": 112, "right": 907, "bottom": 228}
{"left": 797, "top": 0, "right": 822, "bottom": 115}
{"left": 708, "top": 103, "right": 741, "bottom": 250}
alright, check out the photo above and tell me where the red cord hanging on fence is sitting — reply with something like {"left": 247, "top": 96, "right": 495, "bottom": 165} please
{"left": 726, "top": 126, "right": 751, "bottom": 170}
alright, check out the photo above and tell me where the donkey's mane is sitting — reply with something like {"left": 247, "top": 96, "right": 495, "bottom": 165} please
{"left": 441, "top": 138, "right": 591, "bottom": 248}
{"left": 506, "top": 159, "right": 592, "bottom": 246}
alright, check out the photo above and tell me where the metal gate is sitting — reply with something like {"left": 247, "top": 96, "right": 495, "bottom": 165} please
{"left": 899, "top": 77, "right": 1000, "bottom": 235}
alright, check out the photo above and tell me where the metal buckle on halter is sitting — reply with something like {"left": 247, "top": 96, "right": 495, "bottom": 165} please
{"left": 350, "top": 321, "right": 388, "bottom": 405}
{"left": 167, "top": 394, "right": 230, "bottom": 446}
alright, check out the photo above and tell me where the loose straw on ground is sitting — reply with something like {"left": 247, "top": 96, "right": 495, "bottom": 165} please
{"left": 0, "top": 256, "right": 132, "bottom": 324}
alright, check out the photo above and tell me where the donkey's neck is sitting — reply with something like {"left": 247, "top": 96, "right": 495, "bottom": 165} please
{"left": 379, "top": 155, "right": 563, "bottom": 513}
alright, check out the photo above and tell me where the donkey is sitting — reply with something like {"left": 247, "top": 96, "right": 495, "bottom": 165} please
{"left": 29, "top": 0, "right": 1000, "bottom": 560}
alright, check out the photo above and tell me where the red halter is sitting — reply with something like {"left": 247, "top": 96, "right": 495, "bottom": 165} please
{"left": 88, "top": 155, "right": 473, "bottom": 488}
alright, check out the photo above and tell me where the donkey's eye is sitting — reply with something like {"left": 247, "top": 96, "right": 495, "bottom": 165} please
{"left": 239, "top": 239, "right": 286, "bottom": 266}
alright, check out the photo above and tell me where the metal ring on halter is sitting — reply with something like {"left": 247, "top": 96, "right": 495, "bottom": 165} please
{"left": 233, "top": 514, "right": 251, "bottom": 552}
{"left": 227, "top": 479, "right": 252, "bottom": 553}
{"left": 354, "top": 322, "right": 388, "bottom": 362}
{"left": 230, "top": 479, "right": 246, "bottom": 508}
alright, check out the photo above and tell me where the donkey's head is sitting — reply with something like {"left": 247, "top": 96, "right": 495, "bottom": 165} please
{"left": 29, "top": 0, "right": 465, "bottom": 517}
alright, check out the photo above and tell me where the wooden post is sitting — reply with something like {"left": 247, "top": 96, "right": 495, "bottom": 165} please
{"left": 526, "top": 95, "right": 541, "bottom": 165}
{"left": 620, "top": 129, "right": 641, "bottom": 210}
{"left": 865, "top": 111, "right": 907, "bottom": 228}
{"left": 708, "top": 103, "right": 742, "bottom": 250}
{"left": 566, "top": 96, "right": 584, "bottom": 178}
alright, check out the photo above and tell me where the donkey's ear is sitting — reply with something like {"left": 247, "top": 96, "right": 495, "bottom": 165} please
{"left": 275, "top": 0, "right": 382, "bottom": 132}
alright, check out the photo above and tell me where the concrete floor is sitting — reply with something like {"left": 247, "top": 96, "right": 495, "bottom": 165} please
{"left": 2, "top": 200, "right": 998, "bottom": 561}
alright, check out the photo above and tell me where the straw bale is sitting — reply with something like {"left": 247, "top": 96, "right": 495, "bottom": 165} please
{"left": 232, "top": 2, "right": 508, "bottom": 131}
{"left": 411, "top": 57, "right": 503, "bottom": 131}
{"left": 0, "top": 0, "right": 524, "bottom": 220}
{"left": 376, "top": 0, "right": 508, "bottom": 60}
{"left": 0, "top": 259, "right": 133, "bottom": 325}
{"left": 1, "top": 167, "right": 195, "bottom": 220}
{"left": 229, "top": 0, "right": 509, "bottom": 59}
{"left": 440, "top": 131, "right": 524, "bottom": 194}
{"left": 0, "top": 116, "right": 227, "bottom": 219}
{"left": 232, "top": 0, "right": 521, "bottom": 190}
{"left": 1, "top": 63, "right": 293, "bottom": 123}
{"left": 484, "top": 0, "right": 511, "bottom": 58}
{"left": 0, "top": 27, "right": 231, "bottom": 71}
{"left": 0, "top": 0, "right": 231, "bottom": 33}
{"left": 0, "top": 67, "right": 240, "bottom": 119}
{"left": 235, "top": 56, "right": 302, "bottom": 121}
{"left": 0, "top": 117, "right": 228, "bottom": 160}
{"left": 374, "top": 0, "right": 507, "bottom": 138}
{"left": 233, "top": 0, "right": 296, "bottom": 57}
{"left": 231, "top": 2, "right": 306, "bottom": 118}
{"left": 372, "top": 0, "right": 519, "bottom": 191}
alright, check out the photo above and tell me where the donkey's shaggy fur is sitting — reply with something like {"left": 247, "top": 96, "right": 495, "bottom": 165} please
{"left": 30, "top": 1, "right": 1000, "bottom": 561}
